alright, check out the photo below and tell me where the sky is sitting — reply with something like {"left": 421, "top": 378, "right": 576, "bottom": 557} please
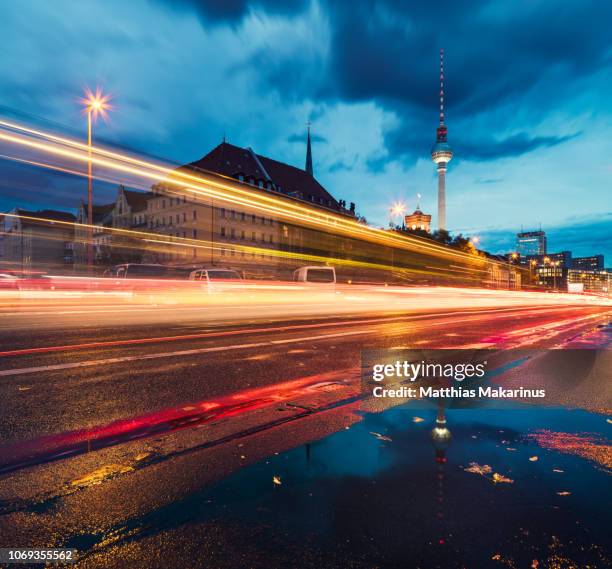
{"left": 0, "top": 0, "right": 610, "bottom": 261}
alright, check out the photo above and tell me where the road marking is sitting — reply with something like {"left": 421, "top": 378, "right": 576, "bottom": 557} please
{"left": 0, "top": 329, "right": 374, "bottom": 377}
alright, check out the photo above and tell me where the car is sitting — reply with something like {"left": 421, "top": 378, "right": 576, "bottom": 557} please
{"left": 188, "top": 268, "right": 243, "bottom": 282}
{"left": 292, "top": 266, "right": 336, "bottom": 285}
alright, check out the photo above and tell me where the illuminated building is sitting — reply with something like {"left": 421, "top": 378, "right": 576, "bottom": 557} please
{"left": 0, "top": 208, "right": 75, "bottom": 272}
{"left": 431, "top": 49, "right": 453, "bottom": 231}
{"left": 144, "top": 131, "right": 354, "bottom": 273}
{"left": 404, "top": 196, "right": 431, "bottom": 232}
{"left": 74, "top": 185, "right": 153, "bottom": 267}
{"left": 567, "top": 269, "right": 610, "bottom": 296}
{"left": 516, "top": 230, "right": 546, "bottom": 257}
{"left": 572, "top": 255, "right": 604, "bottom": 271}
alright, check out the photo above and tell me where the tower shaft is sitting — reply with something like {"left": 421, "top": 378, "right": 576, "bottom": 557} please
{"left": 437, "top": 165, "right": 446, "bottom": 231}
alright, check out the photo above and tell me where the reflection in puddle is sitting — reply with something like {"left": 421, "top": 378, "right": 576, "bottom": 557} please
{"left": 81, "top": 400, "right": 611, "bottom": 568}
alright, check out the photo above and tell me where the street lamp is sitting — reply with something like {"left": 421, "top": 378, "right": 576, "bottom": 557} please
{"left": 80, "top": 87, "right": 111, "bottom": 270}
{"left": 529, "top": 259, "right": 537, "bottom": 284}
{"left": 552, "top": 260, "right": 560, "bottom": 290}
{"left": 508, "top": 252, "right": 518, "bottom": 290}
{"left": 389, "top": 202, "right": 406, "bottom": 228}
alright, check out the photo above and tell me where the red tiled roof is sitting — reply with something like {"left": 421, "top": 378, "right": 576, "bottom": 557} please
{"left": 184, "top": 142, "right": 346, "bottom": 213}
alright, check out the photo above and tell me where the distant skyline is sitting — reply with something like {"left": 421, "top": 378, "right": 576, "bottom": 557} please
{"left": 0, "top": 0, "right": 610, "bottom": 261}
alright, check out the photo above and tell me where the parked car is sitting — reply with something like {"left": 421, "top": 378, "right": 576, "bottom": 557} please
{"left": 188, "top": 268, "right": 243, "bottom": 282}
{"left": 293, "top": 266, "right": 336, "bottom": 285}
{"left": 109, "top": 264, "right": 189, "bottom": 279}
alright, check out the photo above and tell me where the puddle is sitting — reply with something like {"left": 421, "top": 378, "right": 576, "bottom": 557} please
{"left": 79, "top": 401, "right": 611, "bottom": 568}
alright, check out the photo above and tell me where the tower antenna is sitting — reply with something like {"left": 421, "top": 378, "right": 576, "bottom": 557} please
{"left": 431, "top": 48, "right": 453, "bottom": 231}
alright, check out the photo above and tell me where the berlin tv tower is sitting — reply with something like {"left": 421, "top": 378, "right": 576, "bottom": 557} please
{"left": 431, "top": 48, "right": 453, "bottom": 232}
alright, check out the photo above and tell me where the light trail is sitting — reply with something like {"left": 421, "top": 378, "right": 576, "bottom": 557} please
{"left": 0, "top": 305, "right": 577, "bottom": 358}
{"left": 0, "top": 118, "right": 522, "bottom": 271}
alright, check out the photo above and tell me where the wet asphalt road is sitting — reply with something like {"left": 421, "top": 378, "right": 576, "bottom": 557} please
{"left": 0, "top": 300, "right": 610, "bottom": 568}
{"left": 0, "top": 303, "right": 609, "bottom": 446}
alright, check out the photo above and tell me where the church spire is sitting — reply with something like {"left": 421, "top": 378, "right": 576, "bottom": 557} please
{"left": 305, "top": 121, "right": 313, "bottom": 176}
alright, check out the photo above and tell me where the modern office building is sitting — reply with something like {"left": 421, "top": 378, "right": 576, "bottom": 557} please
{"left": 516, "top": 230, "right": 546, "bottom": 257}
{"left": 572, "top": 255, "right": 604, "bottom": 271}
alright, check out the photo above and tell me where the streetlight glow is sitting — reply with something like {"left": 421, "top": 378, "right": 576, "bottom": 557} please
{"left": 80, "top": 87, "right": 112, "bottom": 121}
{"left": 390, "top": 202, "right": 406, "bottom": 217}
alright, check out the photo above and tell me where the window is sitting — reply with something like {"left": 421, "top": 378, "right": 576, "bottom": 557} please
{"left": 269, "top": 234, "right": 273, "bottom": 244}
{"left": 231, "top": 210, "right": 236, "bottom": 219}
{"left": 252, "top": 214, "right": 256, "bottom": 223}
{"left": 193, "top": 210, "right": 197, "bottom": 220}
{"left": 221, "top": 207, "right": 226, "bottom": 218}
{"left": 258, "top": 180, "right": 263, "bottom": 188}
{"left": 183, "top": 212, "right": 187, "bottom": 222}
{"left": 220, "top": 227, "right": 226, "bottom": 237}
{"left": 252, "top": 231, "right": 256, "bottom": 241}
{"left": 238, "top": 174, "right": 244, "bottom": 182}
{"left": 241, "top": 230, "right": 245, "bottom": 240}
{"left": 162, "top": 217, "right": 166, "bottom": 226}
{"left": 241, "top": 212, "right": 246, "bottom": 221}
{"left": 193, "top": 229, "right": 197, "bottom": 239}
{"left": 162, "top": 200, "right": 166, "bottom": 209}
{"left": 230, "top": 228, "right": 236, "bottom": 239}
{"left": 176, "top": 214, "right": 180, "bottom": 224}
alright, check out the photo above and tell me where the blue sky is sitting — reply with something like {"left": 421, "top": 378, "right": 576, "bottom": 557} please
{"left": 0, "top": 0, "right": 610, "bottom": 261}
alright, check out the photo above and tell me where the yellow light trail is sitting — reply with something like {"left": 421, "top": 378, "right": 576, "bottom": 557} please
{"left": 1, "top": 212, "right": 468, "bottom": 283}
{"left": 0, "top": 118, "right": 522, "bottom": 274}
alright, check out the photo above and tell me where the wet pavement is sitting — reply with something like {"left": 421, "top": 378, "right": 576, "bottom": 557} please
{"left": 73, "top": 401, "right": 611, "bottom": 568}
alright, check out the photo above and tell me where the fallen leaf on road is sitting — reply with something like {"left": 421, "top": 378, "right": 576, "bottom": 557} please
{"left": 273, "top": 475, "right": 282, "bottom": 486}
{"left": 70, "top": 464, "right": 133, "bottom": 488}
{"left": 529, "top": 456, "right": 538, "bottom": 462}
{"left": 370, "top": 431, "right": 392, "bottom": 442}
{"left": 134, "top": 453, "right": 151, "bottom": 462}
{"left": 464, "top": 462, "right": 492, "bottom": 475}
{"left": 556, "top": 491, "right": 571, "bottom": 496}
{"left": 412, "top": 417, "right": 425, "bottom": 423}
{"left": 492, "top": 473, "right": 514, "bottom": 484}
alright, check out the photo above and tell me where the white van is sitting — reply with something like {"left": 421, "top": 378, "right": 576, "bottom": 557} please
{"left": 188, "top": 268, "right": 243, "bottom": 282}
{"left": 293, "top": 266, "right": 336, "bottom": 284}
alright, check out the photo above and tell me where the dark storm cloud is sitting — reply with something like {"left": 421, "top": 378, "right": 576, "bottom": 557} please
{"left": 155, "top": 0, "right": 308, "bottom": 24}
{"left": 458, "top": 132, "right": 581, "bottom": 161}
{"left": 243, "top": 0, "right": 611, "bottom": 163}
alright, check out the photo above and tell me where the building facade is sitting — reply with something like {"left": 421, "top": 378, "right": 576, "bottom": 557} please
{"left": 0, "top": 208, "right": 75, "bottom": 273}
{"left": 516, "top": 230, "right": 547, "bottom": 257}
{"left": 572, "top": 255, "right": 604, "bottom": 271}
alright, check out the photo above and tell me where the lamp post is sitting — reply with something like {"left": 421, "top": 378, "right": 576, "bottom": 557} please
{"left": 530, "top": 259, "right": 537, "bottom": 285}
{"left": 552, "top": 260, "right": 560, "bottom": 290}
{"left": 389, "top": 202, "right": 406, "bottom": 229}
{"left": 508, "top": 252, "right": 518, "bottom": 290}
{"left": 543, "top": 256, "right": 551, "bottom": 289}
{"left": 80, "top": 87, "right": 111, "bottom": 271}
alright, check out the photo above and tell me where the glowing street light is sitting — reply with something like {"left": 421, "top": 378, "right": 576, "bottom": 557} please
{"left": 80, "top": 87, "right": 112, "bottom": 270}
{"left": 389, "top": 201, "right": 406, "bottom": 229}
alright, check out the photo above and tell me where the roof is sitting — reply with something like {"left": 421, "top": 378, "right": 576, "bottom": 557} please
{"left": 120, "top": 188, "right": 154, "bottom": 212}
{"left": 81, "top": 202, "right": 115, "bottom": 224}
{"left": 183, "top": 142, "right": 344, "bottom": 213}
{"left": 14, "top": 208, "right": 75, "bottom": 227}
